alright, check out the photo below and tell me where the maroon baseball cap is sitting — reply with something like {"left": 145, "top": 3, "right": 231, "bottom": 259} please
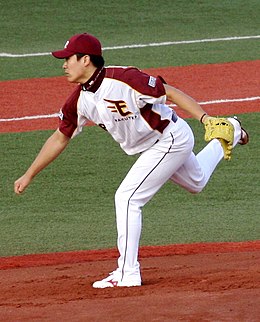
{"left": 52, "top": 33, "right": 102, "bottom": 59}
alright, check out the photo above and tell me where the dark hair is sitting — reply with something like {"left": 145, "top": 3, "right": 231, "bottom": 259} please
{"left": 76, "top": 53, "right": 105, "bottom": 68}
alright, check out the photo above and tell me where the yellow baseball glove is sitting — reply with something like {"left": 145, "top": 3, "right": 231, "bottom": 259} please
{"left": 204, "top": 117, "right": 234, "bottom": 160}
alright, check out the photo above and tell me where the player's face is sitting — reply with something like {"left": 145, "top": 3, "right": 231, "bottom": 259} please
{"left": 62, "top": 55, "right": 86, "bottom": 83}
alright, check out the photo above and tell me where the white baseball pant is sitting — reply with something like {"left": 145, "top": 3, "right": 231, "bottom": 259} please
{"left": 114, "top": 117, "right": 241, "bottom": 283}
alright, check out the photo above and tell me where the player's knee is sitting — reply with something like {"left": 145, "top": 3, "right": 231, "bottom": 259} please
{"left": 187, "top": 185, "right": 204, "bottom": 194}
{"left": 115, "top": 187, "right": 143, "bottom": 208}
{"left": 188, "top": 176, "right": 207, "bottom": 194}
{"left": 115, "top": 187, "right": 128, "bottom": 206}
{"left": 190, "top": 189, "right": 202, "bottom": 194}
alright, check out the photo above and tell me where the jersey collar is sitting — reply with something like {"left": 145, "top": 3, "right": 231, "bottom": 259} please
{"left": 81, "top": 67, "right": 105, "bottom": 93}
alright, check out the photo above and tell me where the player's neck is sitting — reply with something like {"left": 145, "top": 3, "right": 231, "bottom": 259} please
{"left": 80, "top": 65, "right": 98, "bottom": 84}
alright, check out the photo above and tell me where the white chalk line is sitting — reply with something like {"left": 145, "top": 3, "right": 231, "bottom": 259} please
{"left": 0, "top": 35, "right": 259, "bottom": 58}
{"left": 1, "top": 96, "right": 259, "bottom": 123}
{"left": 0, "top": 113, "right": 60, "bottom": 122}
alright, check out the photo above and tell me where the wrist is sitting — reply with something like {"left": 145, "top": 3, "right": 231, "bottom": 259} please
{"left": 200, "top": 113, "right": 208, "bottom": 123}
{"left": 25, "top": 170, "right": 36, "bottom": 180}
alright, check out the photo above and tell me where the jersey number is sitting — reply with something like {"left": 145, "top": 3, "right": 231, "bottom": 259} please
{"left": 98, "top": 123, "right": 107, "bottom": 131}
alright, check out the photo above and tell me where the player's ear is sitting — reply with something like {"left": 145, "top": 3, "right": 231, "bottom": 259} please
{"left": 83, "top": 55, "right": 91, "bottom": 66}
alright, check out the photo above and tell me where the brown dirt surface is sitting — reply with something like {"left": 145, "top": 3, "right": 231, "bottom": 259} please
{"left": 1, "top": 60, "right": 259, "bottom": 133}
{"left": 0, "top": 242, "right": 259, "bottom": 321}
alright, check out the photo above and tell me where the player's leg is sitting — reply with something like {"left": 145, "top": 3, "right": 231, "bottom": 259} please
{"left": 115, "top": 147, "right": 192, "bottom": 284}
{"left": 92, "top": 117, "right": 248, "bottom": 288}
{"left": 170, "top": 117, "right": 244, "bottom": 193}
{"left": 93, "top": 118, "right": 194, "bottom": 288}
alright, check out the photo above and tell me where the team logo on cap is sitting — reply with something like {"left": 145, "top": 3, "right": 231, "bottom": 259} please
{"left": 64, "top": 40, "right": 69, "bottom": 48}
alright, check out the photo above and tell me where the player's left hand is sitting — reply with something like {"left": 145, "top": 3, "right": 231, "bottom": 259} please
{"left": 203, "top": 117, "right": 234, "bottom": 160}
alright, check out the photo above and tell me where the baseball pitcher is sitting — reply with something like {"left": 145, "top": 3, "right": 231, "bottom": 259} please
{"left": 14, "top": 33, "right": 249, "bottom": 288}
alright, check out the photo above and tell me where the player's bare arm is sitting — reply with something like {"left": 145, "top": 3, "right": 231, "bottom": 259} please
{"left": 14, "top": 129, "right": 70, "bottom": 194}
{"left": 164, "top": 84, "right": 209, "bottom": 123}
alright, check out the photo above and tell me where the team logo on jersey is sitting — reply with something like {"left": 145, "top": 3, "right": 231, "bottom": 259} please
{"left": 148, "top": 76, "right": 156, "bottom": 87}
{"left": 104, "top": 99, "right": 133, "bottom": 117}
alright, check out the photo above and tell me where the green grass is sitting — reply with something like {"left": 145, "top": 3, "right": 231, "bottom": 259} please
{"left": 0, "top": 0, "right": 260, "bottom": 80}
{"left": 0, "top": 0, "right": 259, "bottom": 256}
{"left": 1, "top": 114, "right": 259, "bottom": 256}
{"left": 2, "top": 39, "right": 260, "bottom": 81}
{"left": 1, "top": 0, "right": 259, "bottom": 52}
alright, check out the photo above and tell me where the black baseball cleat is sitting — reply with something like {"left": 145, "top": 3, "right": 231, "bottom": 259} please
{"left": 233, "top": 116, "right": 249, "bottom": 145}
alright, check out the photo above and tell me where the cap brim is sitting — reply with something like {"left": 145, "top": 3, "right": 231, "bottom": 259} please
{"left": 51, "top": 49, "right": 75, "bottom": 59}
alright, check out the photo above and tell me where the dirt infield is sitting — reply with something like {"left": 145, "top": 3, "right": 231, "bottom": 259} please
{"left": 0, "top": 243, "right": 259, "bottom": 321}
{"left": 1, "top": 60, "right": 259, "bottom": 133}
{"left": 1, "top": 61, "right": 259, "bottom": 321}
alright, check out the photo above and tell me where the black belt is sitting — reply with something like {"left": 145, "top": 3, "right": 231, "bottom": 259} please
{"left": 153, "top": 112, "right": 178, "bottom": 146}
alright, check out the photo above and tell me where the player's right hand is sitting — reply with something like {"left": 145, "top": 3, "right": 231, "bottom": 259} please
{"left": 14, "top": 174, "right": 32, "bottom": 195}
